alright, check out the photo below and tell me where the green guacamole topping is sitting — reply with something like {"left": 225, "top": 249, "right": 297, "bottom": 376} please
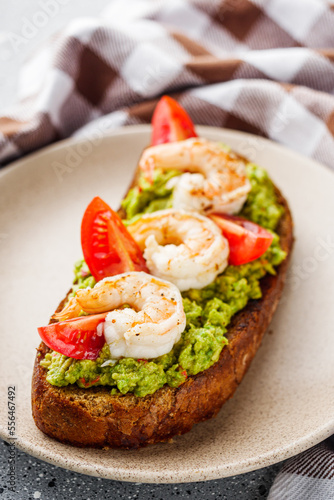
{"left": 241, "top": 164, "right": 284, "bottom": 231}
{"left": 121, "top": 169, "right": 181, "bottom": 222}
{"left": 41, "top": 163, "right": 286, "bottom": 397}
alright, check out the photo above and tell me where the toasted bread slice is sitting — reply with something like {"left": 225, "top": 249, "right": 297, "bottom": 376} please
{"left": 32, "top": 183, "right": 293, "bottom": 449}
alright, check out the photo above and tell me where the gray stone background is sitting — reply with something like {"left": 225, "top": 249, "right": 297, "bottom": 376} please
{"left": 0, "top": 1, "right": 284, "bottom": 498}
{"left": 0, "top": 439, "right": 283, "bottom": 500}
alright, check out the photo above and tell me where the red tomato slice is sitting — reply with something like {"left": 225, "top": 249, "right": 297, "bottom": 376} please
{"left": 38, "top": 313, "right": 107, "bottom": 360}
{"left": 151, "top": 96, "right": 197, "bottom": 146}
{"left": 209, "top": 214, "right": 274, "bottom": 266}
{"left": 81, "top": 197, "right": 149, "bottom": 281}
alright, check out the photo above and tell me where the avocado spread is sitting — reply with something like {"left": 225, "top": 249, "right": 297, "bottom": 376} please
{"left": 41, "top": 163, "right": 286, "bottom": 397}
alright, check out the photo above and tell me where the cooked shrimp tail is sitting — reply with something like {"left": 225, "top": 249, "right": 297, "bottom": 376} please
{"left": 139, "top": 138, "right": 251, "bottom": 214}
{"left": 128, "top": 209, "right": 229, "bottom": 291}
{"left": 54, "top": 272, "right": 186, "bottom": 360}
{"left": 52, "top": 296, "right": 82, "bottom": 321}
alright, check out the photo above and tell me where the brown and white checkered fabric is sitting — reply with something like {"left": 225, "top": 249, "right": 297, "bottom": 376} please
{"left": 1, "top": 0, "right": 334, "bottom": 169}
{"left": 268, "top": 438, "right": 334, "bottom": 499}
{"left": 1, "top": 1, "right": 334, "bottom": 495}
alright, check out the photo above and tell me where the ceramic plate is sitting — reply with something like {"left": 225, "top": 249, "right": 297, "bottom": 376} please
{"left": 0, "top": 126, "right": 333, "bottom": 483}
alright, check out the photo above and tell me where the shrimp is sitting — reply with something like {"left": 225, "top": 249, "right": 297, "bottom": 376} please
{"left": 127, "top": 209, "right": 229, "bottom": 291}
{"left": 53, "top": 272, "right": 186, "bottom": 359}
{"left": 139, "top": 137, "right": 251, "bottom": 214}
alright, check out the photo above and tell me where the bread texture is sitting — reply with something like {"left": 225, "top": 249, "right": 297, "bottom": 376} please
{"left": 32, "top": 182, "right": 293, "bottom": 449}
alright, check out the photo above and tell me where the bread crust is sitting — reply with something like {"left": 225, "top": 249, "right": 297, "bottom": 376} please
{"left": 32, "top": 183, "right": 293, "bottom": 449}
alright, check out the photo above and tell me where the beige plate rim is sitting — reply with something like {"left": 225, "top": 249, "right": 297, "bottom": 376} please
{"left": 1, "top": 125, "right": 334, "bottom": 483}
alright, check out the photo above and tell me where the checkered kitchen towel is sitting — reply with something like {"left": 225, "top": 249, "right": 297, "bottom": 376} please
{"left": 1, "top": 0, "right": 334, "bottom": 496}
{"left": 268, "top": 437, "right": 334, "bottom": 500}
{"left": 1, "top": 0, "right": 334, "bottom": 169}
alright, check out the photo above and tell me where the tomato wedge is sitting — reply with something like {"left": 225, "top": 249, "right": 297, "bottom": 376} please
{"left": 38, "top": 313, "right": 107, "bottom": 360}
{"left": 81, "top": 197, "right": 149, "bottom": 281}
{"left": 209, "top": 214, "right": 274, "bottom": 266}
{"left": 151, "top": 95, "right": 197, "bottom": 146}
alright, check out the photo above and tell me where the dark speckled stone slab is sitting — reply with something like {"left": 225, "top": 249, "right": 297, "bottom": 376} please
{"left": 0, "top": 439, "right": 283, "bottom": 500}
